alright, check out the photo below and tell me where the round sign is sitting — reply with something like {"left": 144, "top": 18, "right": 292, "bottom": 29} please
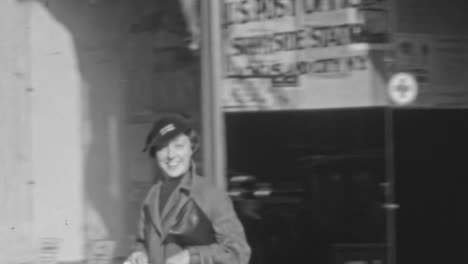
{"left": 387, "top": 73, "right": 418, "bottom": 105}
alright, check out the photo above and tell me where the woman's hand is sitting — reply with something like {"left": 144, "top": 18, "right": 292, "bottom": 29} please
{"left": 166, "top": 250, "right": 190, "bottom": 264}
{"left": 125, "top": 251, "right": 149, "bottom": 264}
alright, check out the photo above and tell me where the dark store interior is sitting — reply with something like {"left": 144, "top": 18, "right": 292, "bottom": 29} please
{"left": 225, "top": 108, "right": 468, "bottom": 264}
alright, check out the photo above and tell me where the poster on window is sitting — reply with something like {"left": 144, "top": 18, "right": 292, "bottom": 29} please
{"left": 222, "top": 0, "right": 391, "bottom": 111}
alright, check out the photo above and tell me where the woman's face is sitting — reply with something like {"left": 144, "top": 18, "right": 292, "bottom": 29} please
{"left": 156, "top": 133, "right": 193, "bottom": 178}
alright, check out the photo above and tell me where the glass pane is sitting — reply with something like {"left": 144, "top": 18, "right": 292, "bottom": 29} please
{"left": 225, "top": 108, "right": 388, "bottom": 264}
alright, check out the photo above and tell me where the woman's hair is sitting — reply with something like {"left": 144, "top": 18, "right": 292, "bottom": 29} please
{"left": 148, "top": 129, "right": 200, "bottom": 158}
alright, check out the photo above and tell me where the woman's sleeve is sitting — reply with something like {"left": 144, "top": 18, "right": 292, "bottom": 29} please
{"left": 134, "top": 207, "right": 147, "bottom": 252}
{"left": 187, "top": 189, "right": 251, "bottom": 264}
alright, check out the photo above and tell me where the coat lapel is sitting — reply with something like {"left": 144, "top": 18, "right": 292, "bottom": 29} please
{"left": 160, "top": 190, "right": 191, "bottom": 240}
{"left": 160, "top": 171, "right": 196, "bottom": 241}
{"left": 144, "top": 183, "right": 163, "bottom": 236}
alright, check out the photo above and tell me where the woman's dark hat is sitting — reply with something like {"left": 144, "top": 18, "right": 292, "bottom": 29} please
{"left": 143, "top": 115, "right": 191, "bottom": 153}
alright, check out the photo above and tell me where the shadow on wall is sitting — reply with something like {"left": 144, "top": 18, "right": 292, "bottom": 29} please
{"left": 19, "top": 0, "right": 200, "bottom": 260}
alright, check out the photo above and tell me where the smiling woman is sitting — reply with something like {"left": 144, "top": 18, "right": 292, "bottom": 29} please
{"left": 146, "top": 116, "right": 194, "bottom": 178}
{"left": 125, "top": 114, "right": 251, "bottom": 264}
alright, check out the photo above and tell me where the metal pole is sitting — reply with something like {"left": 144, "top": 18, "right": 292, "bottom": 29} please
{"left": 384, "top": 106, "right": 398, "bottom": 264}
{"left": 200, "top": 0, "right": 226, "bottom": 189}
{"left": 385, "top": 1, "right": 398, "bottom": 262}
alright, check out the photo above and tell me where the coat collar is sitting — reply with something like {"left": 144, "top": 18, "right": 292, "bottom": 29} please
{"left": 143, "top": 163, "right": 200, "bottom": 239}
{"left": 178, "top": 164, "right": 197, "bottom": 194}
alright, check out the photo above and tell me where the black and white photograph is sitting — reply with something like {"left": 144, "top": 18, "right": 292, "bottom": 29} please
{"left": 1, "top": 0, "right": 468, "bottom": 264}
